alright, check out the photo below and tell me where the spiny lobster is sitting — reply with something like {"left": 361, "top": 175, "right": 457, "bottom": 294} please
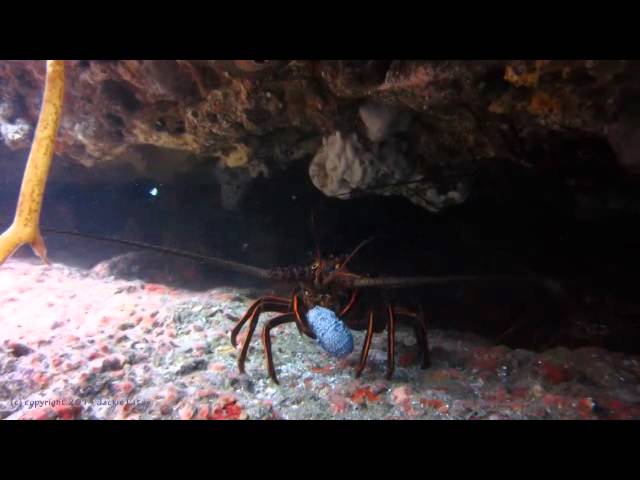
{"left": 41, "top": 227, "right": 562, "bottom": 384}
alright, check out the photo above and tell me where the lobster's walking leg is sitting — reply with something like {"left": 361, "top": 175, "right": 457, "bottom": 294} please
{"left": 339, "top": 290, "right": 358, "bottom": 317}
{"left": 292, "top": 291, "right": 315, "bottom": 339}
{"left": 231, "top": 296, "right": 289, "bottom": 347}
{"left": 262, "top": 313, "right": 296, "bottom": 384}
{"left": 233, "top": 298, "right": 290, "bottom": 374}
{"left": 355, "top": 312, "right": 375, "bottom": 378}
{"left": 395, "top": 306, "right": 431, "bottom": 369}
{"left": 386, "top": 305, "right": 396, "bottom": 380}
{"left": 237, "top": 306, "right": 262, "bottom": 374}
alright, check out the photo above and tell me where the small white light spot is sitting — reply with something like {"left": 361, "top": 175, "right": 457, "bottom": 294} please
{"left": 149, "top": 187, "right": 158, "bottom": 197}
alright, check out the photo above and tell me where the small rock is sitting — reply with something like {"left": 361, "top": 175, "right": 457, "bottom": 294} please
{"left": 208, "top": 362, "right": 227, "bottom": 373}
{"left": 179, "top": 403, "right": 195, "bottom": 420}
{"left": 328, "top": 393, "right": 348, "bottom": 414}
{"left": 177, "top": 359, "right": 208, "bottom": 376}
{"left": 102, "top": 355, "right": 124, "bottom": 372}
{"left": 350, "top": 387, "right": 380, "bottom": 405}
{"left": 87, "top": 350, "right": 102, "bottom": 361}
{"left": 52, "top": 404, "right": 82, "bottom": 420}
{"left": 577, "top": 397, "right": 596, "bottom": 418}
{"left": 114, "top": 380, "right": 136, "bottom": 395}
{"left": 420, "top": 398, "right": 450, "bottom": 414}
{"left": 20, "top": 407, "right": 55, "bottom": 420}
{"left": 215, "top": 345, "right": 237, "bottom": 355}
{"left": 196, "top": 404, "right": 210, "bottom": 420}
{"left": 197, "top": 388, "right": 218, "bottom": 399}
{"left": 8, "top": 342, "right": 33, "bottom": 357}
{"left": 50, "top": 320, "right": 64, "bottom": 330}
{"left": 210, "top": 401, "right": 245, "bottom": 420}
{"left": 391, "top": 385, "right": 412, "bottom": 405}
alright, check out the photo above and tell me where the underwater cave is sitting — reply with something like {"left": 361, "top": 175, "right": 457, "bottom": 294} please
{"left": 1, "top": 60, "right": 640, "bottom": 420}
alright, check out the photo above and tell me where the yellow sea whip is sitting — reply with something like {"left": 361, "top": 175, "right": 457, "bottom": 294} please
{"left": 0, "top": 60, "right": 65, "bottom": 265}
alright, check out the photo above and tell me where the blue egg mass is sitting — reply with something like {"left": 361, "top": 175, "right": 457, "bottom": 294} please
{"left": 306, "top": 306, "right": 354, "bottom": 358}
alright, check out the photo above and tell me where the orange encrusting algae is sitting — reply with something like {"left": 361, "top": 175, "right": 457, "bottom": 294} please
{"left": 0, "top": 60, "right": 65, "bottom": 265}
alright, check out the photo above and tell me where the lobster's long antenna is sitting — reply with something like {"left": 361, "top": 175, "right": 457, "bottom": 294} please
{"left": 41, "top": 227, "right": 271, "bottom": 280}
{"left": 310, "top": 210, "right": 322, "bottom": 260}
{"left": 340, "top": 237, "right": 375, "bottom": 270}
{"left": 352, "top": 274, "right": 564, "bottom": 296}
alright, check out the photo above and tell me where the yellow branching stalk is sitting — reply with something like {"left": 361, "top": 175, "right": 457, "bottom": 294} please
{"left": 0, "top": 60, "right": 65, "bottom": 265}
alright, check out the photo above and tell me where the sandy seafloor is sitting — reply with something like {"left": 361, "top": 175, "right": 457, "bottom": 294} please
{"left": 1, "top": 257, "right": 640, "bottom": 420}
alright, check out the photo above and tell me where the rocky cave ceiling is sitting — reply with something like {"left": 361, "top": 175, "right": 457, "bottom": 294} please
{"left": 1, "top": 60, "right": 639, "bottom": 213}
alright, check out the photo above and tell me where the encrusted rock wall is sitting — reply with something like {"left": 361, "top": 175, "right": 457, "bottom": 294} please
{"left": 1, "top": 60, "right": 638, "bottom": 211}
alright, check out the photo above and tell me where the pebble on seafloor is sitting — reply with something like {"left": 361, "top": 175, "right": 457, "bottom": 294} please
{"left": 306, "top": 306, "right": 354, "bottom": 358}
